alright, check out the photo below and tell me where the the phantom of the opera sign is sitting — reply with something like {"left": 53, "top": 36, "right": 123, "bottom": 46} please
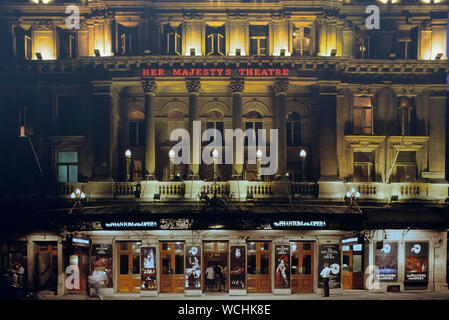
{"left": 405, "top": 242, "right": 428, "bottom": 283}
{"left": 375, "top": 241, "right": 398, "bottom": 282}
{"left": 142, "top": 67, "right": 290, "bottom": 77}
{"left": 318, "top": 244, "right": 341, "bottom": 289}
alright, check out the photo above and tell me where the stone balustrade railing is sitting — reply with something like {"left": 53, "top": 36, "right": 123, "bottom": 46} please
{"left": 48, "top": 180, "right": 448, "bottom": 203}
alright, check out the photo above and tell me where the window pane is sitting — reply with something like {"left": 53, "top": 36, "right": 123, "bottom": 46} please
{"left": 119, "top": 242, "right": 129, "bottom": 250}
{"left": 132, "top": 254, "right": 140, "bottom": 274}
{"left": 120, "top": 255, "right": 129, "bottom": 274}
{"left": 175, "top": 242, "right": 184, "bottom": 252}
{"left": 175, "top": 254, "right": 184, "bottom": 274}
{"left": 129, "top": 122, "right": 137, "bottom": 146}
{"left": 354, "top": 96, "right": 372, "bottom": 107}
{"left": 293, "top": 122, "right": 301, "bottom": 146}
{"left": 397, "top": 151, "right": 416, "bottom": 162}
{"left": 291, "top": 255, "right": 299, "bottom": 274}
{"left": 302, "top": 255, "right": 311, "bottom": 274}
{"left": 58, "top": 165, "right": 67, "bottom": 183}
{"left": 260, "top": 254, "right": 269, "bottom": 274}
{"left": 68, "top": 165, "right": 78, "bottom": 183}
{"left": 353, "top": 255, "right": 362, "bottom": 273}
{"left": 247, "top": 254, "right": 256, "bottom": 274}
{"left": 58, "top": 151, "right": 77, "bottom": 163}
{"left": 137, "top": 122, "right": 145, "bottom": 147}
{"left": 302, "top": 243, "right": 311, "bottom": 251}
{"left": 354, "top": 152, "right": 372, "bottom": 162}
{"left": 286, "top": 122, "right": 292, "bottom": 146}
{"left": 162, "top": 254, "right": 171, "bottom": 274}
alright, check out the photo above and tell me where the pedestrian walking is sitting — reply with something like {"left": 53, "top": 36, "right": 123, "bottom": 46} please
{"left": 205, "top": 263, "right": 215, "bottom": 291}
{"left": 320, "top": 263, "right": 331, "bottom": 297}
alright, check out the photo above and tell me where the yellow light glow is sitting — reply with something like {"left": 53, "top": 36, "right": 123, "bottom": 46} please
{"left": 379, "top": 0, "right": 389, "bottom": 3}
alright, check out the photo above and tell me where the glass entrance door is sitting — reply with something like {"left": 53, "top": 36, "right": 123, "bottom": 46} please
{"left": 342, "top": 244, "right": 364, "bottom": 289}
{"left": 247, "top": 242, "right": 271, "bottom": 293}
{"left": 203, "top": 241, "right": 228, "bottom": 293}
{"left": 117, "top": 242, "right": 141, "bottom": 293}
{"left": 291, "top": 241, "right": 314, "bottom": 293}
{"left": 160, "top": 242, "right": 185, "bottom": 293}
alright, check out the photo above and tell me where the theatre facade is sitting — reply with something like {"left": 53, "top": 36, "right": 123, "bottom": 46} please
{"left": 0, "top": 0, "right": 449, "bottom": 297}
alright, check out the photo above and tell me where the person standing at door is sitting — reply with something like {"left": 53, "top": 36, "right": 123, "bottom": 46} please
{"left": 320, "top": 263, "right": 331, "bottom": 297}
{"left": 205, "top": 264, "right": 215, "bottom": 291}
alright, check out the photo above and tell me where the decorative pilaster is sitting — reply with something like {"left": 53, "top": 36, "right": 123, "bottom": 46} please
{"left": 230, "top": 79, "right": 245, "bottom": 179}
{"left": 142, "top": 78, "right": 157, "bottom": 179}
{"left": 186, "top": 79, "right": 201, "bottom": 179}
{"left": 274, "top": 79, "right": 289, "bottom": 177}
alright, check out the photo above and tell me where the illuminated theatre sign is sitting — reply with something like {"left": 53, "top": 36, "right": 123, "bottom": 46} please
{"left": 142, "top": 67, "right": 290, "bottom": 77}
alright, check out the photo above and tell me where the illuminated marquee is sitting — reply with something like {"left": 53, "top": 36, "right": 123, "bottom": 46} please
{"left": 141, "top": 67, "right": 290, "bottom": 77}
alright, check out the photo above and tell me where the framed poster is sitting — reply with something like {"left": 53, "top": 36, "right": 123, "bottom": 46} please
{"left": 318, "top": 244, "right": 341, "bottom": 289}
{"left": 405, "top": 242, "right": 428, "bottom": 283}
{"left": 230, "top": 246, "right": 246, "bottom": 289}
{"left": 185, "top": 245, "right": 201, "bottom": 290}
{"left": 274, "top": 245, "right": 290, "bottom": 289}
{"left": 91, "top": 244, "right": 113, "bottom": 288}
{"left": 141, "top": 247, "right": 157, "bottom": 290}
{"left": 375, "top": 241, "right": 398, "bottom": 282}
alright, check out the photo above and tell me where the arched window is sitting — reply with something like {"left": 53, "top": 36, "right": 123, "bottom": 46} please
{"left": 128, "top": 110, "right": 145, "bottom": 147}
{"left": 245, "top": 111, "right": 262, "bottom": 146}
{"left": 206, "top": 111, "right": 224, "bottom": 144}
{"left": 286, "top": 111, "right": 301, "bottom": 146}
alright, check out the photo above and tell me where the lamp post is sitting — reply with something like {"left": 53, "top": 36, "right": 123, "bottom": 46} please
{"left": 125, "top": 149, "right": 132, "bottom": 181}
{"left": 256, "top": 149, "right": 262, "bottom": 181}
{"left": 69, "top": 188, "right": 86, "bottom": 214}
{"left": 299, "top": 148, "right": 307, "bottom": 181}
{"left": 169, "top": 149, "right": 175, "bottom": 181}
{"left": 212, "top": 149, "right": 219, "bottom": 181}
{"left": 344, "top": 188, "right": 361, "bottom": 213}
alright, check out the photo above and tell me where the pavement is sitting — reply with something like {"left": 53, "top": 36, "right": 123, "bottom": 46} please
{"left": 36, "top": 289, "right": 449, "bottom": 300}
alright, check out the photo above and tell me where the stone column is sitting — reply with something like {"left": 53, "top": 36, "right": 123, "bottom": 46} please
{"left": 230, "top": 78, "right": 244, "bottom": 179}
{"left": 142, "top": 79, "right": 157, "bottom": 180}
{"left": 428, "top": 90, "right": 446, "bottom": 182}
{"left": 186, "top": 79, "right": 201, "bottom": 179}
{"left": 274, "top": 79, "right": 289, "bottom": 177}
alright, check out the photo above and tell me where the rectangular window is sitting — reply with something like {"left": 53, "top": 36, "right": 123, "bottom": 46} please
{"left": 245, "top": 121, "right": 262, "bottom": 146}
{"left": 128, "top": 121, "right": 144, "bottom": 147}
{"left": 163, "top": 24, "right": 182, "bottom": 55}
{"left": 69, "top": 34, "right": 77, "bottom": 58}
{"left": 250, "top": 25, "right": 268, "bottom": 56}
{"left": 353, "top": 151, "right": 374, "bottom": 182}
{"left": 292, "top": 27, "right": 311, "bottom": 56}
{"left": 206, "top": 26, "right": 225, "bottom": 55}
{"left": 394, "top": 151, "right": 416, "bottom": 182}
{"left": 57, "top": 151, "right": 78, "bottom": 183}
{"left": 353, "top": 96, "right": 373, "bottom": 134}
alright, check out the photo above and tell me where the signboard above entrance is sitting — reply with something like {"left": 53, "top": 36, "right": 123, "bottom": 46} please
{"left": 142, "top": 67, "right": 290, "bottom": 77}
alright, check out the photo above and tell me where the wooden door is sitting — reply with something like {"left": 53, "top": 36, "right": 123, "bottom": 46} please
{"left": 117, "top": 242, "right": 141, "bottom": 293}
{"left": 247, "top": 242, "right": 271, "bottom": 293}
{"left": 291, "top": 242, "right": 314, "bottom": 293}
{"left": 342, "top": 245, "right": 364, "bottom": 289}
{"left": 160, "top": 242, "right": 185, "bottom": 293}
{"left": 36, "top": 243, "right": 58, "bottom": 292}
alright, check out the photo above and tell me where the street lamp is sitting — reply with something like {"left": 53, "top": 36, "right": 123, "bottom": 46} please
{"left": 256, "top": 149, "right": 263, "bottom": 181}
{"left": 212, "top": 149, "right": 219, "bottom": 181}
{"left": 299, "top": 148, "right": 307, "bottom": 181}
{"left": 125, "top": 149, "right": 132, "bottom": 181}
{"left": 169, "top": 149, "right": 175, "bottom": 181}
{"left": 344, "top": 188, "right": 361, "bottom": 213}
{"left": 69, "top": 188, "right": 86, "bottom": 214}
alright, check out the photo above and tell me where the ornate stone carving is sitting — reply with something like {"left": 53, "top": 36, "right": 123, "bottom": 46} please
{"left": 31, "top": 19, "right": 54, "bottom": 31}
{"left": 183, "top": 9, "right": 203, "bottom": 20}
{"left": 357, "top": 84, "right": 371, "bottom": 94}
{"left": 186, "top": 79, "right": 201, "bottom": 94}
{"left": 79, "top": 20, "right": 88, "bottom": 31}
{"left": 273, "top": 79, "right": 289, "bottom": 95}
{"left": 230, "top": 78, "right": 244, "bottom": 94}
{"left": 401, "top": 84, "right": 414, "bottom": 95}
{"left": 227, "top": 9, "right": 248, "bottom": 20}
{"left": 141, "top": 79, "right": 157, "bottom": 95}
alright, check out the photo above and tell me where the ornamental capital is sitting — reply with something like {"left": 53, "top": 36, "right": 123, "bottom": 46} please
{"left": 31, "top": 19, "right": 54, "bottom": 31}
{"left": 186, "top": 78, "right": 201, "bottom": 94}
{"left": 273, "top": 79, "right": 289, "bottom": 95}
{"left": 141, "top": 79, "right": 157, "bottom": 95}
{"left": 230, "top": 78, "right": 244, "bottom": 94}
